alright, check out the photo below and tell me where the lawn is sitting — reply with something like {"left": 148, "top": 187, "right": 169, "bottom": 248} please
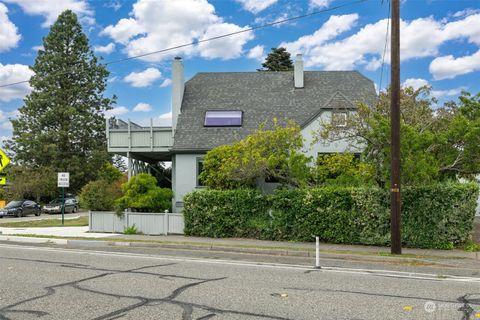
{"left": 0, "top": 216, "right": 89, "bottom": 228}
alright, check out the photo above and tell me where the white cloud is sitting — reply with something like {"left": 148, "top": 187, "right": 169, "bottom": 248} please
{"left": 429, "top": 50, "right": 480, "bottom": 80}
{"left": 157, "top": 111, "right": 172, "bottom": 126}
{"left": 133, "top": 102, "right": 152, "bottom": 112}
{"left": 236, "top": 0, "right": 277, "bottom": 13}
{"left": 1, "top": 121, "right": 12, "bottom": 130}
{"left": 101, "top": 18, "right": 144, "bottom": 45}
{"left": 402, "top": 78, "right": 463, "bottom": 98}
{"left": 0, "top": 3, "right": 21, "bottom": 52}
{"left": 32, "top": 45, "right": 44, "bottom": 51}
{"left": 281, "top": 14, "right": 359, "bottom": 59}
{"left": 94, "top": 43, "right": 115, "bottom": 54}
{"left": 4, "top": 0, "right": 94, "bottom": 28}
{"left": 159, "top": 79, "right": 172, "bottom": 88}
{"left": 431, "top": 88, "right": 464, "bottom": 98}
{"left": 124, "top": 68, "right": 162, "bottom": 87}
{"left": 159, "top": 111, "right": 172, "bottom": 119}
{"left": 281, "top": 13, "right": 480, "bottom": 73}
{"left": 0, "top": 63, "right": 34, "bottom": 102}
{"left": 198, "top": 23, "right": 254, "bottom": 60}
{"left": 105, "top": 106, "right": 129, "bottom": 117}
{"left": 105, "top": 1, "right": 122, "bottom": 11}
{"left": 247, "top": 45, "right": 265, "bottom": 60}
{"left": 402, "top": 78, "right": 429, "bottom": 90}
{"left": 0, "top": 109, "right": 19, "bottom": 131}
{"left": 309, "top": 0, "right": 332, "bottom": 8}
{"left": 103, "top": 0, "right": 254, "bottom": 62}
{"left": 452, "top": 8, "right": 480, "bottom": 19}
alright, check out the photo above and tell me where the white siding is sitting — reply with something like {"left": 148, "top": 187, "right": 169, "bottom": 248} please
{"left": 172, "top": 154, "right": 203, "bottom": 212}
{"left": 301, "top": 110, "right": 363, "bottom": 160}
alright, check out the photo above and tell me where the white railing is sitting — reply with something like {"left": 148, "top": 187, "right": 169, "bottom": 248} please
{"left": 106, "top": 118, "right": 173, "bottom": 153}
{"left": 89, "top": 211, "right": 184, "bottom": 235}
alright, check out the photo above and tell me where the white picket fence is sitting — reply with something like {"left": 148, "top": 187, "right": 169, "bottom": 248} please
{"left": 89, "top": 211, "right": 184, "bottom": 235}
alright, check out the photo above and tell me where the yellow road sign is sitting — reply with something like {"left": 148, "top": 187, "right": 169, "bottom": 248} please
{"left": 0, "top": 176, "right": 5, "bottom": 185}
{"left": 0, "top": 148, "right": 10, "bottom": 171}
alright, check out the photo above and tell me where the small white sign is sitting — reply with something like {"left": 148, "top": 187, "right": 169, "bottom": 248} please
{"left": 58, "top": 172, "right": 70, "bottom": 188}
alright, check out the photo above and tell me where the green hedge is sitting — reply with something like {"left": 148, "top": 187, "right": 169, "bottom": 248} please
{"left": 183, "top": 183, "right": 479, "bottom": 249}
{"left": 183, "top": 189, "right": 271, "bottom": 238}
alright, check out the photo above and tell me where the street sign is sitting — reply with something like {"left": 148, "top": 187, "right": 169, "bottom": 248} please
{"left": 0, "top": 176, "right": 5, "bottom": 185}
{"left": 0, "top": 148, "right": 10, "bottom": 172}
{"left": 57, "top": 172, "right": 69, "bottom": 188}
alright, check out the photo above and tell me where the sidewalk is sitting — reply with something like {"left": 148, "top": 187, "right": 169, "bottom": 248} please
{"left": 0, "top": 226, "right": 477, "bottom": 261}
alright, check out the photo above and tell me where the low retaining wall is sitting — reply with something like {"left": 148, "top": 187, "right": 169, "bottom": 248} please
{"left": 89, "top": 211, "right": 184, "bottom": 235}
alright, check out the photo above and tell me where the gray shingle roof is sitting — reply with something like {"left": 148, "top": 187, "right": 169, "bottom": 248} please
{"left": 172, "top": 71, "right": 376, "bottom": 151}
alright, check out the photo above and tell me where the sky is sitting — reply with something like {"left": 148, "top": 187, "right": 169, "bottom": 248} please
{"left": 0, "top": 0, "right": 479, "bottom": 143}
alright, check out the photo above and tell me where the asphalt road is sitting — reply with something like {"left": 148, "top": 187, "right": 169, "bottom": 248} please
{"left": 0, "top": 243, "right": 478, "bottom": 320}
{"left": 0, "top": 209, "right": 88, "bottom": 223}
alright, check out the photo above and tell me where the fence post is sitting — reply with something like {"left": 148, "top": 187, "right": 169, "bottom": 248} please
{"left": 89, "top": 210, "right": 92, "bottom": 232}
{"left": 164, "top": 210, "right": 169, "bottom": 235}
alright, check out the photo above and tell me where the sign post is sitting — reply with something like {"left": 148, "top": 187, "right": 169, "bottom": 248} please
{"left": 57, "top": 172, "right": 69, "bottom": 225}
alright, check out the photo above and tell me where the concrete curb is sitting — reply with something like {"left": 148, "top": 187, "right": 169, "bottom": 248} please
{"left": 0, "top": 235, "right": 68, "bottom": 245}
{"left": 0, "top": 235, "right": 478, "bottom": 260}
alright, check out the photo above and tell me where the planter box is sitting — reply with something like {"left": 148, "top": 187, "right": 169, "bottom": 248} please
{"left": 89, "top": 211, "right": 184, "bottom": 235}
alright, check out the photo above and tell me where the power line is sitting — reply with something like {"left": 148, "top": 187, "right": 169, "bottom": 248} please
{"left": 379, "top": 0, "right": 391, "bottom": 93}
{"left": 0, "top": 0, "right": 367, "bottom": 89}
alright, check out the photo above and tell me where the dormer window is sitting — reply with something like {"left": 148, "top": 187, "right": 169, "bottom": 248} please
{"left": 204, "top": 111, "right": 242, "bottom": 127}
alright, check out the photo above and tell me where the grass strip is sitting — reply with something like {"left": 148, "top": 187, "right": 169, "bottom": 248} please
{"left": 0, "top": 216, "right": 88, "bottom": 228}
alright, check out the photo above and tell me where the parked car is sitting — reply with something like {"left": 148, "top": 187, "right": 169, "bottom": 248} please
{"left": 43, "top": 198, "right": 79, "bottom": 214}
{"left": 0, "top": 200, "right": 42, "bottom": 218}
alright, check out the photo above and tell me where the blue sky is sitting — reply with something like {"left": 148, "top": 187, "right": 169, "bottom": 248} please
{"left": 0, "top": 0, "right": 479, "bottom": 142}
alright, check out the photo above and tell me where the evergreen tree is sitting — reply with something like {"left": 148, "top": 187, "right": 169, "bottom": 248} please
{"left": 6, "top": 10, "right": 115, "bottom": 192}
{"left": 258, "top": 47, "right": 294, "bottom": 71}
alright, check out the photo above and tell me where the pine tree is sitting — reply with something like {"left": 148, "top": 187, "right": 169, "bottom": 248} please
{"left": 7, "top": 10, "right": 115, "bottom": 192}
{"left": 259, "top": 47, "right": 294, "bottom": 71}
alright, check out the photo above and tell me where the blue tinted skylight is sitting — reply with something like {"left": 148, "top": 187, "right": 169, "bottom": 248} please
{"left": 204, "top": 111, "right": 242, "bottom": 127}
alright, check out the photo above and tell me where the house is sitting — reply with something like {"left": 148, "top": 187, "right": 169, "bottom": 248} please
{"left": 106, "top": 55, "right": 377, "bottom": 213}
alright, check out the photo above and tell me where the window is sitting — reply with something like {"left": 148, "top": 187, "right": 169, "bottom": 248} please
{"left": 196, "top": 158, "right": 205, "bottom": 187}
{"left": 332, "top": 112, "right": 348, "bottom": 127}
{"left": 204, "top": 111, "right": 242, "bottom": 127}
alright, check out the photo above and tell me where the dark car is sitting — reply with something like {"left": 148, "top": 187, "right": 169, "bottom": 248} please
{"left": 43, "top": 198, "right": 78, "bottom": 214}
{"left": 0, "top": 200, "right": 42, "bottom": 218}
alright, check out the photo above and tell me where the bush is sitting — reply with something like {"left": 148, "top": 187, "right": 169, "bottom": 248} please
{"left": 115, "top": 173, "right": 173, "bottom": 212}
{"left": 183, "top": 189, "right": 270, "bottom": 238}
{"left": 80, "top": 180, "right": 117, "bottom": 211}
{"left": 183, "top": 183, "right": 479, "bottom": 249}
{"left": 123, "top": 224, "right": 138, "bottom": 235}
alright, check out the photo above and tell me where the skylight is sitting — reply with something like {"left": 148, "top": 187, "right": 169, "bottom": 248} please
{"left": 204, "top": 111, "right": 242, "bottom": 127}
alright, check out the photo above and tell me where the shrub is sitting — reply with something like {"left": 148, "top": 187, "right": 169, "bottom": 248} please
{"left": 80, "top": 180, "right": 117, "bottom": 211}
{"left": 183, "top": 183, "right": 479, "bottom": 249}
{"left": 123, "top": 224, "right": 138, "bottom": 235}
{"left": 183, "top": 189, "right": 270, "bottom": 238}
{"left": 115, "top": 173, "right": 173, "bottom": 212}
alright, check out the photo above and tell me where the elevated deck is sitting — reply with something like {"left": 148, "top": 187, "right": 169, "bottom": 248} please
{"left": 106, "top": 119, "right": 173, "bottom": 162}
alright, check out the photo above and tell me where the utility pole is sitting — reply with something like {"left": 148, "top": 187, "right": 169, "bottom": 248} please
{"left": 390, "top": 0, "right": 401, "bottom": 254}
